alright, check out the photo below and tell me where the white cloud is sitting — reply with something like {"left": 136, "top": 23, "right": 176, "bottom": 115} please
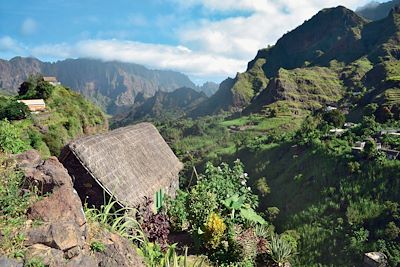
{"left": 176, "top": 0, "right": 373, "bottom": 63}
{"left": 0, "top": 36, "right": 25, "bottom": 53}
{"left": 31, "top": 43, "right": 72, "bottom": 59}
{"left": 21, "top": 18, "right": 37, "bottom": 35}
{"left": 29, "top": 39, "right": 244, "bottom": 81}
{"left": 2, "top": 0, "right": 378, "bottom": 82}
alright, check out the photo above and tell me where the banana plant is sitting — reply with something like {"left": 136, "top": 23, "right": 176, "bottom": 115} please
{"left": 222, "top": 194, "right": 266, "bottom": 224}
{"left": 222, "top": 194, "right": 246, "bottom": 219}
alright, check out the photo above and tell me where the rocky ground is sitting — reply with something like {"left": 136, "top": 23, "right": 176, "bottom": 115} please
{"left": 0, "top": 150, "right": 144, "bottom": 267}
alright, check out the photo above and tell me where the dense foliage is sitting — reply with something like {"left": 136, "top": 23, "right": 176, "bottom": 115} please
{"left": 18, "top": 75, "right": 54, "bottom": 100}
{"left": 166, "top": 160, "right": 296, "bottom": 266}
{"left": 157, "top": 105, "right": 399, "bottom": 266}
{"left": 0, "top": 76, "right": 107, "bottom": 156}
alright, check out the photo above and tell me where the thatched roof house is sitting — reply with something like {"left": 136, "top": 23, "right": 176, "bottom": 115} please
{"left": 60, "top": 123, "right": 183, "bottom": 208}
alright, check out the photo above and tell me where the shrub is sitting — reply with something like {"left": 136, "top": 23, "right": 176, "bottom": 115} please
{"left": 233, "top": 228, "right": 258, "bottom": 263}
{"left": 0, "top": 155, "right": 38, "bottom": 257}
{"left": 25, "top": 258, "right": 45, "bottom": 267}
{"left": 346, "top": 199, "right": 383, "bottom": 225}
{"left": 385, "top": 222, "right": 400, "bottom": 240}
{"left": 166, "top": 190, "right": 188, "bottom": 231}
{"left": 138, "top": 198, "right": 170, "bottom": 249}
{"left": 18, "top": 79, "right": 36, "bottom": 97}
{"left": 35, "top": 81, "right": 54, "bottom": 100}
{"left": 281, "top": 230, "right": 300, "bottom": 252}
{"left": 187, "top": 186, "right": 218, "bottom": 230}
{"left": 255, "top": 177, "right": 270, "bottom": 197}
{"left": 347, "top": 161, "right": 361, "bottom": 174}
{"left": 0, "top": 119, "right": 29, "bottom": 154}
{"left": 322, "top": 109, "right": 345, "bottom": 128}
{"left": 0, "top": 100, "right": 30, "bottom": 121}
{"left": 363, "top": 140, "right": 378, "bottom": 160}
{"left": 204, "top": 213, "right": 226, "bottom": 249}
{"left": 18, "top": 76, "right": 54, "bottom": 100}
{"left": 267, "top": 207, "right": 280, "bottom": 222}
{"left": 43, "top": 125, "right": 68, "bottom": 156}
{"left": 186, "top": 159, "right": 262, "bottom": 228}
{"left": 364, "top": 103, "right": 378, "bottom": 117}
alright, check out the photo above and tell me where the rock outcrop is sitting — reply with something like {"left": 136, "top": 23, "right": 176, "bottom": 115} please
{"left": 2, "top": 150, "right": 146, "bottom": 267}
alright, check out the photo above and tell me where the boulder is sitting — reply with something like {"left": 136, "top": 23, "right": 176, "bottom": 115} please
{"left": 0, "top": 256, "right": 23, "bottom": 267}
{"left": 49, "top": 222, "right": 82, "bottom": 251}
{"left": 25, "top": 222, "right": 83, "bottom": 251}
{"left": 28, "top": 185, "right": 86, "bottom": 228}
{"left": 23, "top": 157, "right": 73, "bottom": 194}
{"left": 94, "top": 232, "right": 145, "bottom": 267}
{"left": 65, "top": 254, "right": 97, "bottom": 267}
{"left": 15, "top": 150, "right": 42, "bottom": 169}
{"left": 24, "top": 244, "right": 65, "bottom": 267}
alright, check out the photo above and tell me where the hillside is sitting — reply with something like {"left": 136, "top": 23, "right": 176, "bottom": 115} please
{"left": 0, "top": 76, "right": 107, "bottom": 156}
{"left": 112, "top": 87, "right": 208, "bottom": 127}
{"left": 0, "top": 57, "right": 196, "bottom": 113}
{"left": 194, "top": 6, "right": 400, "bottom": 118}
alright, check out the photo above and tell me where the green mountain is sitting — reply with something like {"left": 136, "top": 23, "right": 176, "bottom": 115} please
{"left": 111, "top": 87, "right": 208, "bottom": 127}
{"left": 195, "top": 6, "right": 400, "bottom": 120}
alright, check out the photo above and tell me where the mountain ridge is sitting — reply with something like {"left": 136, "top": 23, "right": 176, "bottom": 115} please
{"left": 111, "top": 86, "right": 208, "bottom": 127}
{"left": 193, "top": 5, "right": 400, "bottom": 119}
{"left": 0, "top": 57, "right": 212, "bottom": 114}
{"left": 357, "top": 0, "right": 400, "bottom": 20}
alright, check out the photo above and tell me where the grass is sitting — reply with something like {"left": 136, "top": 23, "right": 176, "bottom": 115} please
{"left": 25, "top": 257, "right": 45, "bottom": 267}
{"left": 231, "top": 58, "right": 269, "bottom": 104}
{"left": 221, "top": 114, "right": 302, "bottom": 133}
{"left": 90, "top": 241, "right": 106, "bottom": 252}
{"left": 0, "top": 153, "right": 39, "bottom": 259}
{"left": 84, "top": 198, "right": 144, "bottom": 244}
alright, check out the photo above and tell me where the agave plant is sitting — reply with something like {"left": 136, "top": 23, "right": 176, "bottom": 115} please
{"left": 269, "top": 234, "right": 294, "bottom": 266}
{"left": 254, "top": 224, "right": 274, "bottom": 239}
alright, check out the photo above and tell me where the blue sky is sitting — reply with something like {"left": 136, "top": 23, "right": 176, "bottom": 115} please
{"left": 0, "top": 0, "right": 388, "bottom": 84}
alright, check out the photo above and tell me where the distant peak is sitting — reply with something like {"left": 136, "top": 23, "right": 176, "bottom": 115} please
{"left": 9, "top": 56, "right": 40, "bottom": 62}
{"left": 317, "top": 5, "right": 363, "bottom": 19}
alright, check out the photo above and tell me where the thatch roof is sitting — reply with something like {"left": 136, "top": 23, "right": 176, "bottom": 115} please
{"left": 66, "top": 122, "right": 183, "bottom": 207}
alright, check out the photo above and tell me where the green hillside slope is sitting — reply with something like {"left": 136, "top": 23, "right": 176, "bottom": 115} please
{"left": 0, "top": 76, "right": 107, "bottom": 156}
{"left": 194, "top": 6, "right": 400, "bottom": 120}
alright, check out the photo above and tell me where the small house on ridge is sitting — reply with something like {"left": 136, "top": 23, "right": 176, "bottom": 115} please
{"left": 17, "top": 99, "right": 46, "bottom": 112}
{"left": 43, "top": 76, "right": 60, "bottom": 86}
{"left": 60, "top": 123, "right": 183, "bottom": 209}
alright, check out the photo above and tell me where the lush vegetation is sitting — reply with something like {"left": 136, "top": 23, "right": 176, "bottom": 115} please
{"left": 0, "top": 75, "right": 107, "bottom": 156}
{"left": 135, "top": 97, "right": 399, "bottom": 266}
{"left": 2, "top": 5, "right": 400, "bottom": 267}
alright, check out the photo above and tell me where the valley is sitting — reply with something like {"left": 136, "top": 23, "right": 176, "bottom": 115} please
{"left": 0, "top": 1, "right": 400, "bottom": 267}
